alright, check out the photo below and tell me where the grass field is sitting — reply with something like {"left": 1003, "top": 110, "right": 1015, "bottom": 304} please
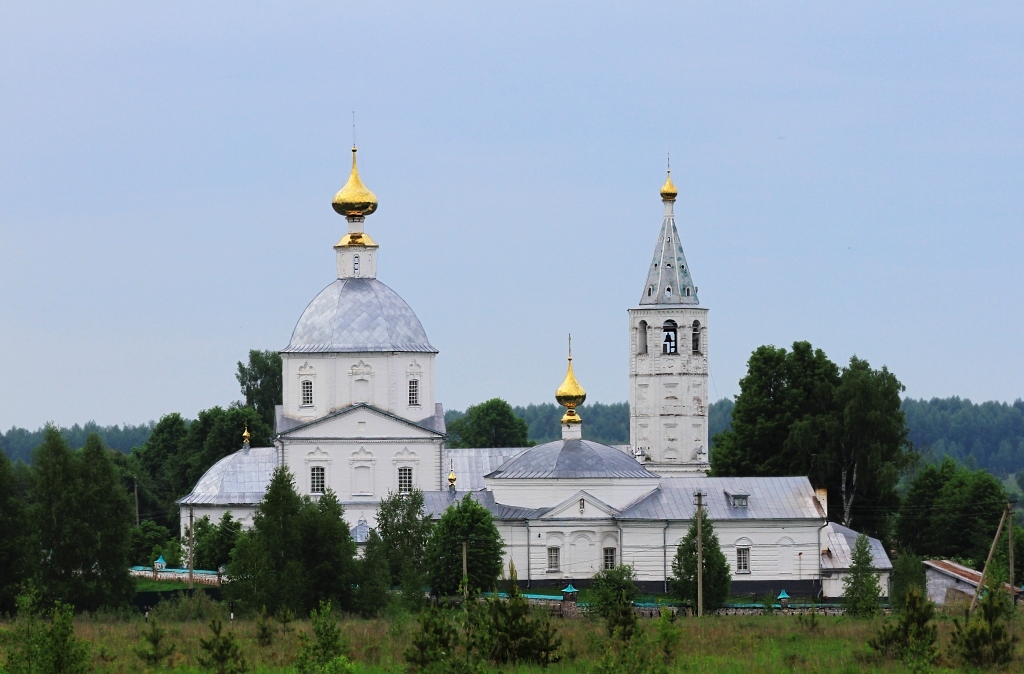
{"left": 2, "top": 596, "right": 1018, "bottom": 673}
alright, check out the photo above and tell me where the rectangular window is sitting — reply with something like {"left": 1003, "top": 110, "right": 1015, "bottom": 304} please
{"left": 408, "top": 379, "right": 419, "bottom": 406}
{"left": 301, "top": 379, "right": 314, "bottom": 406}
{"left": 547, "top": 547, "right": 560, "bottom": 571}
{"left": 310, "top": 465, "right": 325, "bottom": 494}
{"left": 736, "top": 547, "right": 750, "bottom": 573}
{"left": 603, "top": 547, "right": 617, "bottom": 570}
{"left": 398, "top": 466, "right": 413, "bottom": 493}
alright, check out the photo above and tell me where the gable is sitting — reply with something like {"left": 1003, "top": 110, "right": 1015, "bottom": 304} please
{"left": 540, "top": 491, "right": 619, "bottom": 520}
{"left": 281, "top": 405, "right": 442, "bottom": 440}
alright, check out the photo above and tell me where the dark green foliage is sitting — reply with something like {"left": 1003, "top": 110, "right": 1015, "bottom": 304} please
{"left": 654, "top": 607, "right": 679, "bottom": 664}
{"left": 889, "top": 553, "right": 926, "bottom": 611}
{"left": 897, "top": 457, "right": 1007, "bottom": 563}
{"left": 193, "top": 512, "right": 242, "bottom": 571}
{"left": 198, "top": 618, "right": 246, "bottom": 674}
{"left": 227, "top": 468, "right": 357, "bottom": 615}
{"left": 669, "top": 509, "right": 731, "bottom": 611}
{"left": 0, "top": 421, "right": 155, "bottom": 463}
{"left": 707, "top": 398, "right": 734, "bottom": 450}
{"left": 135, "top": 618, "right": 175, "bottom": 666}
{"left": 447, "top": 401, "right": 634, "bottom": 446}
{"left": 374, "top": 488, "right": 433, "bottom": 585}
{"left": 484, "top": 562, "right": 560, "bottom": 665}
{"left": 592, "top": 626, "right": 666, "bottom": 674}
{"left": 446, "top": 398, "right": 530, "bottom": 448}
{"left": 842, "top": 534, "right": 882, "bottom": 617}
{"left": 33, "top": 429, "right": 134, "bottom": 611}
{"left": 870, "top": 586, "right": 937, "bottom": 665}
{"left": 5, "top": 590, "right": 89, "bottom": 674}
{"left": 712, "top": 341, "right": 840, "bottom": 478}
{"left": 0, "top": 450, "right": 32, "bottom": 614}
{"left": 950, "top": 577, "right": 1017, "bottom": 667}
{"left": 353, "top": 531, "right": 392, "bottom": 617}
{"left": 129, "top": 520, "right": 171, "bottom": 566}
{"left": 711, "top": 342, "right": 912, "bottom": 540}
{"left": 405, "top": 604, "right": 462, "bottom": 672}
{"left": 296, "top": 601, "right": 350, "bottom": 674}
{"left": 236, "top": 349, "right": 283, "bottom": 429}
{"left": 425, "top": 495, "right": 503, "bottom": 597}
{"left": 588, "top": 565, "right": 639, "bottom": 638}
{"left": 399, "top": 561, "right": 428, "bottom": 613}
{"left": 903, "top": 396, "right": 1024, "bottom": 475}
{"left": 255, "top": 607, "right": 274, "bottom": 647}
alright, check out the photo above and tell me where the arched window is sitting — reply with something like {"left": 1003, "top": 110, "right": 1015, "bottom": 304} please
{"left": 662, "top": 320, "right": 677, "bottom": 354}
{"left": 398, "top": 467, "right": 413, "bottom": 493}
{"left": 310, "top": 465, "right": 325, "bottom": 494}
{"left": 685, "top": 287, "right": 691, "bottom": 297}
{"left": 353, "top": 254, "right": 360, "bottom": 276}
{"left": 637, "top": 320, "right": 648, "bottom": 355}
{"left": 647, "top": 286, "right": 653, "bottom": 297}
{"left": 408, "top": 379, "right": 419, "bottom": 406}
{"left": 692, "top": 320, "right": 701, "bottom": 354}
{"left": 301, "top": 380, "right": 314, "bottom": 406}
{"left": 664, "top": 286, "right": 672, "bottom": 298}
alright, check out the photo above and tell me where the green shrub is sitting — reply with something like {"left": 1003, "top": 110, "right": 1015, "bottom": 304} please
{"left": 4, "top": 590, "right": 89, "bottom": 674}
{"left": 135, "top": 618, "right": 175, "bottom": 667}
{"left": 198, "top": 618, "right": 246, "bottom": 674}
{"left": 950, "top": 577, "right": 1017, "bottom": 667}
{"left": 296, "top": 601, "right": 351, "bottom": 674}
{"left": 869, "top": 586, "right": 937, "bottom": 666}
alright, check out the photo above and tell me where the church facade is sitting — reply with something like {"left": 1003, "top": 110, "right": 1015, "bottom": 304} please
{"left": 178, "top": 151, "right": 890, "bottom": 597}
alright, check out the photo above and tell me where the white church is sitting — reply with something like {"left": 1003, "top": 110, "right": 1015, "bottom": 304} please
{"left": 178, "top": 149, "right": 890, "bottom": 597}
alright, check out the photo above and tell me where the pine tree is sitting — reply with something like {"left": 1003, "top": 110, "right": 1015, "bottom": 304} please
{"left": 135, "top": 618, "right": 175, "bottom": 666}
{"left": 0, "top": 450, "right": 30, "bottom": 614}
{"left": 869, "top": 585, "right": 937, "bottom": 665}
{"left": 669, "top": 508, "right": 731, "bottom": 611}
{"left": 950, "top": 576, "right": 1017, "bottom": 666}
{"left": 843, "top": 533, "right": 882, "bottom": 617}
{"left": 588, "top": 565, "right": 639, "bottom": 638}
{"left": 485, "top": 561, "right": 560, "bottom": 665}
{"left": 198, "top": 618, "right": 246, "bottom": 674}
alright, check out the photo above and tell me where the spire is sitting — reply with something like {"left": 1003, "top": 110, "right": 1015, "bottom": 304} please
{"left": 639, "top": 169, "right": 698, "bottom": 305}
{"left": 556, "top": 335, "right": 586, "bottom": 439}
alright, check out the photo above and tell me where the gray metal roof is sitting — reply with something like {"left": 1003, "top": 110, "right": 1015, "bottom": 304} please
{"left": 421, "top": 489, "right": 544, "bottom": 521}
{"left": 638, "top": 209, "right": 699, "bottom": 306}
{"left": 177, "top": 447, "right": 278, "bottom": 505}
{"left": 821, "top": 522, "right": 893, "bottom": 571}
{"left": 619, "top": 476, "right": 823, "bottom": 521}
{"left": 446, "top": 447, "right": 529, "bottom": 491}
{"left": 283, "top": 278, "right": 437, "bottom": 353}
{"left": 485, "top": 439, "right": 657, "bottom": 480}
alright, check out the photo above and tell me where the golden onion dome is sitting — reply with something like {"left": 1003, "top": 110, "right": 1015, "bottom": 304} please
{"left": 448, "top": 468, "right": 457, "bottom": 487}
{"left": 556, "top": 356, "right": 587, "bottom": 424}
{"left": 242, "top": 425, "right": 250, "bottom": 443}
{"left": 332, "top": 146, "right": 378, "bottom": 217}
{"left": 660, "top": 170, "right": 678, "bottom": 201}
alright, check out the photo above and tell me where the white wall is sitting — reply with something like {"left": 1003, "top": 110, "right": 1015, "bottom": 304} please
{"left": 281, "top": 351, "right": 436, "bottom": 424}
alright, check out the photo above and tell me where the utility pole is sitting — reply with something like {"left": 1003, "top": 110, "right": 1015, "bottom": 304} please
{"left": 696, "top": 491, "right": 704, "bottom": 618}
{"left": 462, "top": 539, "right": 469, "bottom": 599}
{"left": 134, "top": 478, "right": 140, "bottom": 527}
{"left": 970, "top": 503, "right": 1009, "bottom": 614}
{"left": 189, "top": 505, "right": 195, "bottom": 590}
{"left": 1011, "top": 497, "right": 1018, "bottom": 606}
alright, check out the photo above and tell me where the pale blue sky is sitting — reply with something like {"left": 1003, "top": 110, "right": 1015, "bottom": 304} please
{"left": 2, "top": 2, "right": 1022, "bottom": 430}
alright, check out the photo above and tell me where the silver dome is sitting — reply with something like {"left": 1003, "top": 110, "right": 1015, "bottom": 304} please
{"left": 283, "top": 278, "right": 437, "bottom": 354}
{"left": 177, "top": 447, "right": 277, "bottom": 505}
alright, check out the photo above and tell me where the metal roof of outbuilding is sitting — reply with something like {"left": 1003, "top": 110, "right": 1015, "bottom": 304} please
{"left": 619, "top": 476, "right": 824, "bottom": 521}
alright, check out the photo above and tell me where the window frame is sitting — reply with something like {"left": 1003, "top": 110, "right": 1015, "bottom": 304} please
{"left": 310, "top": 465, "right": 326, "bottom": 494}
{"left": 353, "top": 254, "right": 360, "bottom": 276}
{"left": 408, "top": 379, "right": 420, "bottom": 406}
{"left": 603, "top": 547, "right": 617, "bottom": 570}
{"left": 736, "top": 546, "right": 751, "bottom": 574}
{"left": 547, "top": 546, "right": 561, "bottom": 571}
{"left": 397, "top": 466, "right": 413, "bottom": 493}
{"left": 691, "top": 320, "right": 701, "bottom": 354}
{"left": 301, "top": 379, "right": 314, "bottom": 407}
{"left": 637, "top": 320, "right": 648, "bottom": 355}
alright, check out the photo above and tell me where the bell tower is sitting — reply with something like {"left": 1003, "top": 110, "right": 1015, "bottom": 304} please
{"left": 627, "top": 170, "right": 710, "bottom": 476}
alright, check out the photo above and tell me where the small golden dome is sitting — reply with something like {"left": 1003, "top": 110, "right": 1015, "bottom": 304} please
{"left": 448, "top": 469, "right": 457, "bottom": 487}
{"left": 660, "top": 170, "right": 678, "bottom": 201}
{"left": 242, "top": 425, "right": 250, "bottom": 443}
{"left": 556, "top": 355, "right": 586, "bottom": 424}
{"left": 332, "top": 146, "right": 378, "bottom": 217}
